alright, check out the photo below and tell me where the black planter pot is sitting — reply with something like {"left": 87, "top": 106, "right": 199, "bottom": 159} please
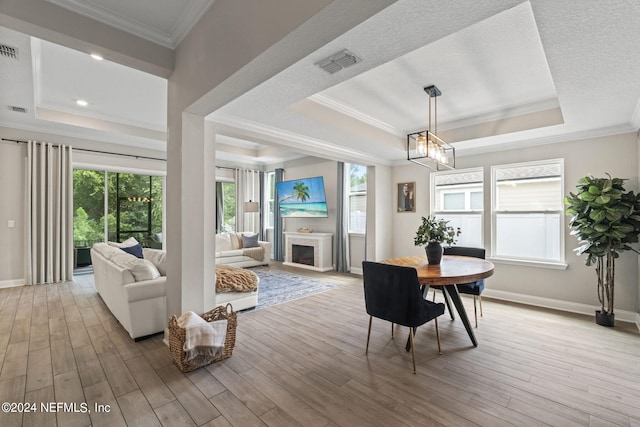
{"left": 425, "top": 242, "right": 443, "bottom": 265}
{"left": 595, "top": 310, "right": 615, "bottom": 327}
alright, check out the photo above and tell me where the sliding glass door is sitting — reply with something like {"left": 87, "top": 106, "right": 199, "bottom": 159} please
{"left": 107, "top": 173, "right": 163, "bottom": 247}
{"left": 73, "top": 169, "right": 164, "bottom": 256}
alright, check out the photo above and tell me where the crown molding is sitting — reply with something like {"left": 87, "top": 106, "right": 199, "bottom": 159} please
{"left": 406, "top": 98, "right": 562, "bottom": 134}
{"left": 309, "top": 92, "right": 561, "bottom": 138}
{"left": 170, "top": 0, "right": 214, "bottom": 48}
{"left": 454, "top": 123, "right": 637, "bottom": 157}
{"left": 208, "top": 113, "right": 393, "bottom": 166}
{"left": 45, "top": 0, "right": 213, "bottom": 48}
{"left": 308, "top": 94, "right": 402, "bottom": 137}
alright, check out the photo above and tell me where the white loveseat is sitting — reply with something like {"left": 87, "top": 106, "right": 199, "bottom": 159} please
{"left": 215, "top": 232, "right": 271, "bottom": 268}
{"left": 91, "top": 242, "right": 167, "bottom": 340}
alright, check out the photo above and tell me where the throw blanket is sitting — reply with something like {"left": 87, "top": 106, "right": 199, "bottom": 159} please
{"left": 177, "top": 311, "right": 227, "bottom": 363}
{"left": 242, "top": 247, "right": 264, "bottom": 262}
{"left": 216, "top": 264, "right": 259, "bottom": 293}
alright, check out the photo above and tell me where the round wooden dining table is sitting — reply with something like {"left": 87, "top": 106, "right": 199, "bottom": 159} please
{"left": 382, "top": 255, "right": 494, "bottom": 347}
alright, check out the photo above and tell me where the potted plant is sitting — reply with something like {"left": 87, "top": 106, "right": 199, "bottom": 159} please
{"left": 564, "top": 174, "right": 640, "bottom": 327}
{"left": 414, "top": 216, "right": 461, "bottom": 264}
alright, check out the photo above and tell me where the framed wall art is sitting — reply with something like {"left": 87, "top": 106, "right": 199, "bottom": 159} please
{"left": 397, "top": 182, "right": 415, "bottom": 212}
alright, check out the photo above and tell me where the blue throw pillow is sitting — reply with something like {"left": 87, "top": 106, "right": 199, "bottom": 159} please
{"left": 121, "top": 243, "right": 144, "bottom": 259}
{"left": 242, "top": 233, "right": 259, "bottom": 248}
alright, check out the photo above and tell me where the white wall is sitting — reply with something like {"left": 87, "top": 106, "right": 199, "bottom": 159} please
{"left": 349, "top": 234, "right": 366, "bottom": 274}
{"left": 391, "top": 132, "right": 639, "bottom": 313}
{"left": 366, "top": 164, "right": 393, "bottom": 261}
{"left": 391, "top": 162, "right": 432, "bottom": 258}
{"left": 0, "top": 142, "right": 26, "bottom": 286}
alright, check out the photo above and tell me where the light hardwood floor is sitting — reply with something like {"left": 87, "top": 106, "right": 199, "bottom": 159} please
{"left": 0, "top": 263, "right": 639, "bottom": 426}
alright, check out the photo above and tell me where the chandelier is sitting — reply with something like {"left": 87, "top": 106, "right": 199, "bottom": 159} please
{"left": 407, "top": 85, "right": 455, "bottom": 170}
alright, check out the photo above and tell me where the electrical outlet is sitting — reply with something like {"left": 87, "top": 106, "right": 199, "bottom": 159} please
{"left": 7, "top": 220, "right": 15, "bottom": 228}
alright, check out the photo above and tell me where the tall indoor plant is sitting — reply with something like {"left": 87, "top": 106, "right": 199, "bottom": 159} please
{"left": 414, "top": 216, "right": 461, "bottom": 264}
{"left": 564, "top": 174, "right": 640, "bottom": 326}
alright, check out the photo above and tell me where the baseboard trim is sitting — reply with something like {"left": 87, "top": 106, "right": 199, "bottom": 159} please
{"left": 483, "top": 289, "right": 638, "bottom": 324}
{"left": 0, "top": 279, "right": 25, "bottom": 289}
{"left": 349, "top": 266, "right": 363, "bottom": 275}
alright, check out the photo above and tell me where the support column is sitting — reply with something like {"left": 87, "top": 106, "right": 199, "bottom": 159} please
{"left": 166, "top": 112, "right": 216, "bottom": 316}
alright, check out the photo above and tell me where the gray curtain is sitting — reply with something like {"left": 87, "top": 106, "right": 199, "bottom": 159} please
{"left": 259, "top": 171, "right": 265, "bottom": 241}
{"left": 334, "top": 162, "right": 349, "bottom": 272}
{"left": 215, "top": 181, "right": 223, "bottom": 233}
{"left": 26, "top": 140, "right": 73, "bottom": 285}
{"left": 273, "top": 168, "right": 284, "bottom": 261}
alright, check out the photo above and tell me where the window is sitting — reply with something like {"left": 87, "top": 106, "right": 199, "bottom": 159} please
{"left": 74, "top": 169, "right": 163, "bottom": 248}
{"left": 347, "top": 163, "right": 367, "bottom": 233}
{"left": 220, "top": 181, "right": 236, "bottom": 232}
{"left": 73, "top": 169, "right": 106, "bottom": 247}
{"left": 265, "top": 171, "right": 275, "bottom": 228}
{"left": 108, "top": 173, "right": 163, "bottom": 243}
{"left": 492, "top": 159, "right": 563, "bottom": 263}
{"left": 431, "top": 168, "right": 483, "bottom": 247}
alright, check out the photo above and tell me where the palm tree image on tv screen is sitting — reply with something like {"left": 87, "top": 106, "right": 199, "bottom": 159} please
{"left": 276, "top": 176, "right": 329, "bottom": 218}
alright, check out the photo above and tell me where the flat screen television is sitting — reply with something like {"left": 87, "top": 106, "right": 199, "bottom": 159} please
{"left": 276, "top": 176, "right": 329, "bottom": 218}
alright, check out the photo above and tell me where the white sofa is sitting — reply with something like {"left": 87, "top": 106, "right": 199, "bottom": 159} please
{"left": 215, "top": 232, "right": 271, "bottom": 268}
{"left": 91, "top": 242, "right": 167, "bottom": 340}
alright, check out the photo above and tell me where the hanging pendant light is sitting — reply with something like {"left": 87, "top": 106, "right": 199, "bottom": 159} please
{"left": 407, "top": 85, "right": 455, "bottom": 170}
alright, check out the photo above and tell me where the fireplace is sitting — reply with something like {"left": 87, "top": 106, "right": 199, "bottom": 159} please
{"left": 283, "top": 232, "right": 333, "bottom": 272}
{"left": 292, "top": 244, "right": 314, "bottom": 266}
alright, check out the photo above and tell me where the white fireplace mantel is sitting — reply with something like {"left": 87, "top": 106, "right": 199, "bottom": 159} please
{"left": 283, "top": 232, "right": 333, "bottom": 272}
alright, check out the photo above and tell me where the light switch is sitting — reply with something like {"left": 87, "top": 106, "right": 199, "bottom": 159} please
{"left": 7, "top": 220, "right": 15, "bottom": 228}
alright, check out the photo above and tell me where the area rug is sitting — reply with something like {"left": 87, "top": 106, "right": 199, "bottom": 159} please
{"left": 246, "top": 267, "right": 338, "bottom": 311}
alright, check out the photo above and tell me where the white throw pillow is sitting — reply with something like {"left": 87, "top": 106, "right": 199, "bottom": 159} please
{"left": 229, "top": 232, "right": 242, "bottom": 249}
{"left": 143, "top": 248, "right": 167, "bottom": 276}
{"left": 111, "top": 253, "right": 160, "bottom": 281}
{"left": 129, "top": 259, "right": 161, "bottom": 282}
{"left": 99, "top": 244, "right": 126, "bottom": 260}
{"left": 215, "top": 233, "right": 233, "bottom": 252}
{"left": 108, "top": 237, "right": 139, "bottom": 249}
{"left": 110, "top": 253, "right": 137, "bottom": 267}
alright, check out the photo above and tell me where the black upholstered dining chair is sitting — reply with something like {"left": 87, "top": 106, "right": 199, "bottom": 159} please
{"left": 362, "top": 261, "right": 445, "bottom": 374}
{"left": 442, "top": 246, "right": 486, "bottom": 327}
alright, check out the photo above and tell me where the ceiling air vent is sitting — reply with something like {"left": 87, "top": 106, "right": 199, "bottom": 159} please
{"left": 8, "top": 106, "right": 27, "bottom": 113}
{"left": 315, "top": 49, "right": 361, "bottom": 74}
{"left": 0, "top": 44, "right": 18, "bottom": 59}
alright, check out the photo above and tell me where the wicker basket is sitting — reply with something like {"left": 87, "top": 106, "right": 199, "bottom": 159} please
{"left": 168, "top": 303, "right": 237, "bottom": 373}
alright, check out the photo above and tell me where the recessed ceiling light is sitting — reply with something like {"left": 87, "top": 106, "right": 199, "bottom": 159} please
{"left": 76, "top": 99, "right": 88, "bottom": 107}
{"left": 90, "top": 53, "right": 103, "bottom": 61}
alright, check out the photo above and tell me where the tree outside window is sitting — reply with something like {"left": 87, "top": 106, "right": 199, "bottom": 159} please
{"left": 73, "top": 169, "right": 163, "bottom": 249}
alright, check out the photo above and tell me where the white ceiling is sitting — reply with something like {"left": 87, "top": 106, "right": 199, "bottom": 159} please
{"left": 1, "top": 0, "right": 640, "bottom": 168}
{"left": 0, "top": 25, "right": 168, "bottom": 151}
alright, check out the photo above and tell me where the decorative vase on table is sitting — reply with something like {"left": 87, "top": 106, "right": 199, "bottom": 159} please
{"left": 414, "top": 216, "right": 461, "bottom": 266}
{"left": 425, "top": 242, "right": 443, "bottom": 265}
